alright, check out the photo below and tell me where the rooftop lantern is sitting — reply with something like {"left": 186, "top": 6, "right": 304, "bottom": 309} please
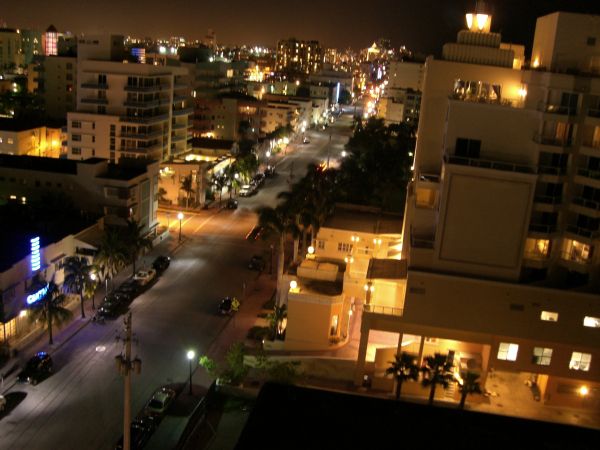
{"left": 465, "top": 1, "right": 492, "bottom": 33}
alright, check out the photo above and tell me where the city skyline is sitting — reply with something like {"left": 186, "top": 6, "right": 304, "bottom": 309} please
{"left": 3, "top": 0, "right": 600, "bottom": 53}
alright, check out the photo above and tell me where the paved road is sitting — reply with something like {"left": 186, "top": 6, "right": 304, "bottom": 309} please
{"left": 0, "top": 113, "right": 353, "bottom": 450}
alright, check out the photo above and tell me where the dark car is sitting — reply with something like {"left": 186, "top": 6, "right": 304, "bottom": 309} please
{"left": 114, "top": 416, "right": 157, "bottom": 450}
{"left": 248, "top": 255, "right": 266, "bottom": 271}
{"left": 118, "top": 279, "right": 141, "bottom": 297}
{"left": 218, "top": 296, "right": 240, "bottom": 315}
{"left": 152, "top": 255, "right": 171, "bottom": 272}
{"left": 264, "top": 166, "right": 276, "bottom": 178}
{"left": 226, "top": 199, "right": 238, "bottom": 210}
{"left": 251, "top": 173, "right": 265, "bottom": 187}
{"left": 96, "top": 295, "right": 126, "bottom": 319}
{"left": 17, "top": 352, "right": 53, "bottom": 385}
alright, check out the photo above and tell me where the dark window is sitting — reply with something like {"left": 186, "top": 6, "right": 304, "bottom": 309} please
{"left": 455, "top": 138, "right": 481, "bottom": 158}
{"left": 587, "top": 37, "right": 596, "bottom": 46}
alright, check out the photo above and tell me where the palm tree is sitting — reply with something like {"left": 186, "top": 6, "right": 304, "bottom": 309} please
{"left": 421, "top": 353, "right": 455, "bottom": 405}
{"left": 458, "top": 371, "right": 482, "bottom": 409}
{"left": 123, "top": 218, "right": 153, "bottom": 276}
{"left": 386, "top": 352, "right": 419, "bottom": 401}
{"left": 62, "top": 256, "right": 93, "bottom": 318}
{"left": 180, "top": 174, "right": 194, "bottom": 208}
{"left": 257, "top": 204, "right": 299, "bottom": 306}
{"left": 211, "top": 174, "right": 226, "bottom": 207}
{"left": 28, "top": 281, "right": 73, "bottom": 345}
{"left": 94, "top": 228, "right": 127, "bottom": 292}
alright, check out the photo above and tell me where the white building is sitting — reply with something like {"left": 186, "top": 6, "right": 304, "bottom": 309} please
{"left": 67, "top": 35, "right": 193, "bottom": 163}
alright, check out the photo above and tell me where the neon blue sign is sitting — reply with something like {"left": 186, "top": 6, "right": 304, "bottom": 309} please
{"left": 27, "top": 283, "right": 49, "bottom": 305}
{"left": 30, "top": 236, "right": 41, "bottom": 272}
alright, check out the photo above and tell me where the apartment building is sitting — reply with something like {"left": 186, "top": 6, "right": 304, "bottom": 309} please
{"left": 379, "top": 61, "right": 423, "bottom": 125}
{"left": 0, "top": 154, "right": 159, "bottom": 232}
{"left": 0, "top": 28, "right": 22, "bottom": 69}
{"left": 0, "top": 119, "right": 62, "bottom": 157}
{"left": 345, "top": 9, "right": 600, "bottom": 410}
{"left": 67, "top": 35, "right": 192, "bottom": 163}
{"left": 276, "top": 38, "right": 322, "bottom": 77}
{"left": 32, "top": 55, "right": 78, "bottom": 120}
{"left": 192, "top": 93, "right": 262, "bottom": 140}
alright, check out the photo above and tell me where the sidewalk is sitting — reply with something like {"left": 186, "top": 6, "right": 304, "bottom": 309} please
{"left": 0, "top": 233, "right": 184, "bottom": 394}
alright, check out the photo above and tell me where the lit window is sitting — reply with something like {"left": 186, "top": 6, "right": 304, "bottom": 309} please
{"left": 541, "top": 311, "right": 559, "bottom": 322}
{"left": 583, "top": 316, "right": 600, "bottom": 328}
{"left": 562, "top": 240, "right": 592, "bottom": 263}
{"left": 525, "top": 238, "right": 550, "bottom": 259}
{"left": 569, "top": 352, "right": 592, "bottom": 371}
{"left": 532, "top": 347, "right": 553, "bottom": 366}
{"left": 497, "top": 342, "right": 519, "bottom": 361}
{"left": 7, "top": 138, "right": 14, "bottom": 144}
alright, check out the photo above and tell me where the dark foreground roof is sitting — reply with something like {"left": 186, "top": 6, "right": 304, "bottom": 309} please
{"left": 235, "top": 383, "right": 599, "bottom": 450}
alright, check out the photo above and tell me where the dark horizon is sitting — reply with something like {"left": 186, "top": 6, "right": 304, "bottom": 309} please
{"left": 2, "top": 1, "right": 600, "bottom": 55}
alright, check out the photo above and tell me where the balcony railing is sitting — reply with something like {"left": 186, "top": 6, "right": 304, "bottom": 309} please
{"left": 363, "top": 304, "right": 404, "bottom": 317}
{"left": 560, "top": 251, "right": 592, "bottom": 265}
{"left": 120, "top": 113, "right": 170, "bottom": 124}
{"left": 533, "top": 133, "right": 572, "bottom": 147}
{"left": 566, "top": 225, "right": 600, "bottom": 239}
{"left": 172, "top": 107, "right": 193, "bottom": 117}
{"left": 538, "top": 165, "right": 567, "bottom": 176}
{"left": 448, "top": 93, "right": 517, "bottom": 108}
{"left": 81, "top": 97, "right": 108, "bottom": 105}
{"left": 124, "top": 84, "right": 164, "bottom": 92}
{"left": 411, "top": 235, "right": 434, "bottom": 249}
{"left": 572, "top": 196, "right": 600, "bottom": 211}
{"left": 529, "top": 223, "right": 557, "bottom": 233}
{"left": 81, "top": 82, "right": 108, "bottom": 89}
{"left": 120, "top": 130, "right": 163, "bottom": 140}
{"left": 523, "top": 251, "right": 549, "bottom": 261}
{"left": 537, "top": 101, "right": 578, "bottom": 116}
{"left": 123, "top": 99, "right": 161, "bottom": 108}
{"left": 534, "top": 195, "right": 562, "bottom": 205}
{"left": 444, "top": 153, "right": 536, "bottom": 174}
{"left": 576, "top": 167, "right": 600, "bottom": 181}
{"left": 587, "top": 108, "right": 600, "bottom": 118}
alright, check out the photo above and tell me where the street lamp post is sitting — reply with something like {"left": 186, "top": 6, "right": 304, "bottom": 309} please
{"left": 187, "top": 350, "right": 196, "bottom": 395}
{"left": 90, "top": 273, "right": 97, "bottom": 310}
{"left": 177, "top": 212, "right": 184, "bottom": 242}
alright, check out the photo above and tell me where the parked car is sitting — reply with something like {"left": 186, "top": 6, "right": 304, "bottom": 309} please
{"left": 152, "top": 255, "right": 171, "bottom": 272}
{"left": 114, "top": 416, "right": 157, "bottom": 450}
{"left": 218, "top": 296, "right": 240, "bottom": 315}
{"left": 0, "top": 394, "right": 6, "bottom": 412}
{"left": 239, "top": 185, "right": 254, "bottom": 197}
{"left": 248, "top": 255, "right": 266, "bottom": 271}
{"left": 96, "top": 296, "right": 125, "bottom": 319}
{"left": 117, "top": 279, "right": 141, "bottom": 298}
{"left": 264, "top": 166, "right": 276, "bottom": 178}
{"left": 17, "top": 352, "right": 53, "bottom": 385}
{"left": 144, "top": 387, "right": 176, "bottom": 417}
{"left": 133, "top": 269, "right": 157, "bottom": 286}
{"left": 225, "top": 199, "right": 238, "bottom": 210}
{"left": 303, "top": 136, "right": 310, "bottom": 144}
{"left": 251, "top": 173, "right": 265, "bottom": 187}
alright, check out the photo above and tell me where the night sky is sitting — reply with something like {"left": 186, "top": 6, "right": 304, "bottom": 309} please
{"left": 2, "top": 0, "right": 600, "bottom": 54}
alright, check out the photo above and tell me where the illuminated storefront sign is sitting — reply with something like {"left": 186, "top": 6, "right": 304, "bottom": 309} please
{"left": 27, "top": 283, "right": 49, "bottom": 305}
{"left": 30, "top": 236, "right": 41, "bottom": 271}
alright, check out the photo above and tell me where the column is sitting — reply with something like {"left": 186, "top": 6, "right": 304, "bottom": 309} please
{"left": 354, "top": 328, "right": 370, "bottom": 386}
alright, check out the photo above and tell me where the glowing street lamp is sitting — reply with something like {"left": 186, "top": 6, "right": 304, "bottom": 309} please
{"left": 177, "top": 212, "right": 184, "bottom": 242}
{"left": 187, "top": 350, "right": 196, "bottom": 395}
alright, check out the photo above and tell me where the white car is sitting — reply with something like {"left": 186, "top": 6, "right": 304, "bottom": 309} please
{"left": 133, "top": 269, "right": 157, "bottom": 286}
{"left": 144, "top": 387, "right": 176, "bottom": 417}
{"left": 0, "top": 394, "right": 6, "bottom": 412}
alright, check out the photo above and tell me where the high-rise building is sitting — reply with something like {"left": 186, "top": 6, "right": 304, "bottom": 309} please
{"left": 352, "top": 6, "right": 600, "bottom": 411}
{"left": 0, "top": 28, "right": 22, "bottom": 69}
{"left": 67, "top": 35, "right": 193, "bottom": 163}
{"left": 276, "top": 38, "right": 322, "bottom": 77}
{"left": 44, "top": 25, "right": 58, "bottom": 56}
{"left": 33, "top": 55, "right": 77, "bottom": 120}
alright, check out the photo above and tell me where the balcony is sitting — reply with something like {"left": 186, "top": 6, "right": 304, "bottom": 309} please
{"left": 444, "top": 153, "right": 536, "bottom": 174}
{"left": 559, "top": 251, "right": 592, "bottom": 270}
{"left": 120, "top": 113, "right": 170, "bottom": 124}
{"left": 124, "top": 84, "right": 164, "bottom": 92}
{"left": 120, "top": 129, "right": 163, "bottom": 140}
{"left": 363, "top": 304, "right": 404, "bottom": 317}
{"left": 171, "top": 122, "right": 192, "bottom": 130}
{"left": 171, "top": 134, "right": 187, "bottom": 142}
{"left": 576, "top": 167, "right": 600, "bottom": 181}
{"left": 537, "top": 101, "right": 578, "bottom": 116}
{"left": 81, "top": 97, "right": 108, "bottom": 105}
{"left": 572, "top": 196, "right": 600, "bottom": 212}
{"left": 534, "top": 195, "right": 562, "bottom": 205}
{"left": 566, "top": 225, "right": 600, "bottom": 240}
{"left": 81, "top": 82, "right": 108, "bottom": 89}
{"left": 528, "top": 223, "right": 557, "bottom": 234}
{"left": 523, "top": 251, "right": 550, "bottom": 269}
{"left": 588, "top": 108, "right": 600, "bottom": 118}
{"left": 533, "top": 133, "right": 572, "bottom": 149}
{"left": 172, "top": 107, "right": 193, "bottom": 117}
{"left": 120, "top": 143, "right": 163, "bottom": 154}
{"left": 449, "top": 93, "right": 518, "bottom": 108}
{"left": 538, "top": 166, "right": 567, "bottom": 176}
{"left": 123, "top": 99, "right": 161, "bottom": 108}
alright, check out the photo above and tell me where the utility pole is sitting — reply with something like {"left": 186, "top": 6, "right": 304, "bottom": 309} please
{"left": 115, "top": 312, "right": 141, "bottom": 450}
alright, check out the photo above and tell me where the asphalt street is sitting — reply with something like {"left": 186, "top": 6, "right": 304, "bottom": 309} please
{"left": 0, "top": 112, "right": 353, "bottom": 450}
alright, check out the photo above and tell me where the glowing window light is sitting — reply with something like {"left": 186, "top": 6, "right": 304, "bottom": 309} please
{"left": 476, "top": 14, "right": 488, "bottom": 30}
{"left": 30, "top": 236, "right": 41, "bottom": 271}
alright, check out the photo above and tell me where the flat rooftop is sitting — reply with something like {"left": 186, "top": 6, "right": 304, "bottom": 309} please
{"left": 322, "top": 204, "right": 403, "bottom": 234}
{"left": 0, "top": 154, "right": 96, "bottom": 175}
{"left": 237, "top": 383, "right": 599, "bottom": 450}
{"left": 368, "top": 258, "right": 407, "bottom": 280}
{"left": 191, "top": 137, "right": 235, "bottom": 150}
